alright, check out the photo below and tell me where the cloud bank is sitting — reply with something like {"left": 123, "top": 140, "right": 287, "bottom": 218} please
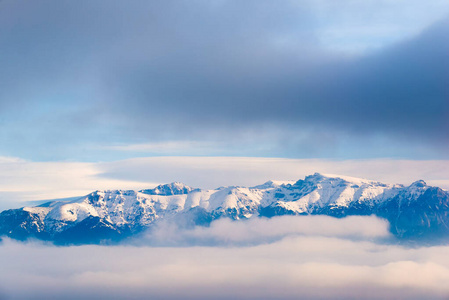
{"left": 133, "top": 215, "right": 392, "bottom": 247}
{"left": 1, "top": 215, "right": 449, "bottom": 300}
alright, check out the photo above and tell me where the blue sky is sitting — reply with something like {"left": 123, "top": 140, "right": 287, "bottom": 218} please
{"left": 0, "top": 0, "right": 448, "bottom": 162}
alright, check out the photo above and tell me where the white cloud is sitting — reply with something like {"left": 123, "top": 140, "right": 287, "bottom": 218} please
{"left": 135, "top": 215, "right": 391, "bottom": 247}
{"left": 0, "top": 156, "right": 25, "bottom": 163}
{"left": 0, "top": 216, "right": 448, "bottom": 299}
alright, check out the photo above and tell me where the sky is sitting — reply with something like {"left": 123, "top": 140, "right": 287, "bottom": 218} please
{"left": 1, "top": 3, "right": 449, "bottom": 299}
{"left": 0, "top": 0, "right": 448, "bottom": 162}
{"left": 0, "top": 0, "right": 448, "bottom": 208}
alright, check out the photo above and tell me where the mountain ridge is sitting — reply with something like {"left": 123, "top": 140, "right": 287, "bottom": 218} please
{"left": 1, "top": 173, "right": 448, "bottom": 245}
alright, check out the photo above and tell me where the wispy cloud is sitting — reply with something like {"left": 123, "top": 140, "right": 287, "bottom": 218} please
{"left": 104, "top": 141, "right": 217, "bottom": 155}
{"left": 0, "top": 156, "right": 25, "bottom": 163}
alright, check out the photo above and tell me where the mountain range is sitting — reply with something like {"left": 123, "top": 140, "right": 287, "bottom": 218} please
{"left": 1, "top": 173, "right": 448, "bottom": 245}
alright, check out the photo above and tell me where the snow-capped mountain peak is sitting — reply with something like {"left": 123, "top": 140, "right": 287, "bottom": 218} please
{"left": 398, "top": 180, "right": 429, "bottom": 200}
{"left": 409, "top": 180, "right": 427, "bottom": 188}
{"left": 252, "top": 180, "right": 297, "bottom": 189}
{"left": 139, "top": 182, "right": 194, "bottom": 195}
{"left": 1, "top": 173, "right": 448, "bottom": 244}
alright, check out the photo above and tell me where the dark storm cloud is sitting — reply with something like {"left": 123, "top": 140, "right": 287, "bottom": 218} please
{"left": 0, "top": 0, "right": 448, "bottom": 159}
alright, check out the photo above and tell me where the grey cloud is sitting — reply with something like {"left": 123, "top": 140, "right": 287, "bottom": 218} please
{"left": 117, "top": 18, "right": 449, "bottom": 141}
{"left": 117, "top": 13, "right": 449, "bottom": 158}
{"left": 0, "top": 1, "right": 448, "bottom": 160}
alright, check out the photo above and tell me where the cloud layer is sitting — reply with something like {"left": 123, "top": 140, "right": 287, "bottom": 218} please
{"left": 133, "top": 215, "right": 392, "bottom": 247}
{"left": 1, "top": 216, "right": 449, "bottom": 300}
{"left": 0, "top": 1, "right": 448, "bottom": 160}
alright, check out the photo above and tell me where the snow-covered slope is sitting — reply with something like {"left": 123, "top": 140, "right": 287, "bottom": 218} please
{"left": 259, "top": 173, "right": 403, "bottom": 215}
{"left": 1, "top": 174, "right": 448, "bottom": 244}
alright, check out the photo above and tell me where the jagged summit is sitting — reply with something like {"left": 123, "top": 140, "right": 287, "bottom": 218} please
{"left": 139, "top": 182, "right": 194, "bottom": 195}
{"left": 409, "top": 180, "right": 427, "bottom": 188}
{"left": 1, "top": 173, "right": 448, "bottom": 244}
{"left": 303, "top": 172, "right": 388, "bottom": 185}
{"left": 252, "top": 180, "right": 297, "bottom": 189}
